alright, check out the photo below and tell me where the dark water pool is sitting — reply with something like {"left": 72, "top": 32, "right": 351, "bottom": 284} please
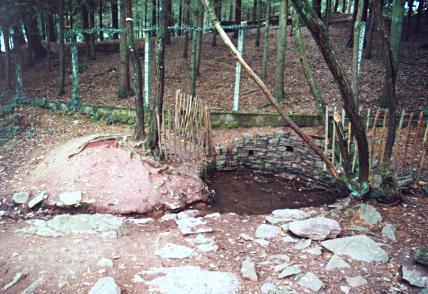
{"left": 206, "top": 171, "right": 342, "bottom": 215}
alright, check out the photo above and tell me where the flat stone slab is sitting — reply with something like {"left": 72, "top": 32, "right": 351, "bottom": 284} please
{"left": 57, "top": 191, "right": 82, "bottom": 207}
{"left": 241, "top": 258, "right": 258, "bottom": 281}
{"left": 255, "top": 224, "right": 281, "bottom": 239}
{"left": 12, "top": 192, "right": 30, "bottom": 205}
{"left": 326, "top": 255, "right": 351, "bottom": 271}
{"left": 16, "top": 214, "right": 126, "bottom": 238}
{"left": 358, "top": 204, "right": 382, "bottom": 225}
{"left": 143, "top": 266, "right": 240, "bottom": 294}
{"left": 288, "top": 217, "right": 341, "bottom": 241}
{"left": 28, "top": 192, "right": 48, "bottom": 209}
{"left": 297, "top": 272, "right": 323, "bottom": 292}
{"left": 381, "top": 224, "right": 396, "bottom": 241}
{"left": 176, "top": 217, "right": 213, "bottom": 236}
{"left": 402, "top": 266, "right": 428, "bottom": 288}
{"left": 155, "top": 243, "right": 194, "bottom": 259}
{"left": 346, "top": 275, "right": 368, "bottom": 287}
{"left": 321, "top": 235, "right": 389, "bottom": 263}
{"left": 185, "top": 234, "right": 218, "bottom": 253}
{"left": 271, "top": 209, "right": 310, "bottom": 222}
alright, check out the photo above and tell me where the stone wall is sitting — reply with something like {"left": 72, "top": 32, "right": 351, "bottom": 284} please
{"left": 215, "top": 130, "right": 333, "bottom": 182}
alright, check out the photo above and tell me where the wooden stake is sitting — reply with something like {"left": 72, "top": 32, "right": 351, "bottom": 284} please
{"left": 417, "top": 121, "right": 428, "bottom": 182}
{"left": 369, "top": 110, "right": 380, "bottom": 169}
{"left": 400, "top": 112, "right": 414, "bottom": 177}
{"left": 332, "top": 108, "right": 337, "bottom": 165}
{"left": 378, "top": 109, "right": 388, "bottom": 163}
{"left": 324, "top": 106, "right": 329, "bottom": 171}
{"left": 392, "top": 110, "right": 405, "bottom": 175}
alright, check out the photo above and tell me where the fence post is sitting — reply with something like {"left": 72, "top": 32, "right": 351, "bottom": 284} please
{"left": 144, "top": 31, "right": 151, "bottom": 107}
{"left": 70, "top": 32, "right": 80, "bottom": 108}
{"left": 233, "top": 25, "right": 245, "bottom": 112}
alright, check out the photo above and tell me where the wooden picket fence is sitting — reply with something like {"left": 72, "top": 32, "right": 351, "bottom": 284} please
{"left": 158, "top": 90, "right": 212, "bottom": 162}
{"left": 324, "top": 107, "right": 428, "bottom": 180}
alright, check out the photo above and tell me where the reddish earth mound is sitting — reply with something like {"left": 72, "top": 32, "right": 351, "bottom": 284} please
{"left": 16, "top": 134, "right": 209, "bottom": 214}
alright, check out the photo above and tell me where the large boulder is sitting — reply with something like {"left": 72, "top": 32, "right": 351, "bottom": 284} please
{"left": 358, "top": 204, "right": 382, "bottom": 225}
{"left": 288, "top": 217, "right": 341, "bottom": 241}
{"left": 321, "top": 235, "right": 389, "bottom": 263}
{"left": 415, "top": 246, "right": 428, "bottom": 266}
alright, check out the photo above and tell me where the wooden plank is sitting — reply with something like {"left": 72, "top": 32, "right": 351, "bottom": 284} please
{"left": 399, "top": 111, "right": 414, "bottom": 177}
{"left": 323, "top": 106, "right": 329, "bottom": 171}
{"left": 369, "top": 110, "right": 380, "bottom": 169}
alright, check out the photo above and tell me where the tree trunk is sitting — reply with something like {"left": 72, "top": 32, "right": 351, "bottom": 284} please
{"left": 326, "top": 0, "right": 332, "bottom": 28}
{"left": 261, "top": 0, "right": 270, "bottom": 80}
{"left": 274, "top": 0, "right": 288, "bottom": 102}
{"left": 99, "top": 0, "right": 104, "bottom": 41}
{"left": 112, "top": 0, "right": 119, "bottom": 39}
{"left": 47, "top": 14, "right": 57, "bottom": 42}
{"left": 200, "top": 0, "right": 340, "bottom": 180}
{"left": 89, "top": 6, "right": 96, "bottom": 59}
{"left": 23, "top": 16, "right": 47, "bottom": 60}
{"left": 81, "top": 5, "right": 90, "bottom": 57}
{"left": 149, "top": 0, "right": 167, "bottom": 154}
{"left": 58, "top": 0, "right": 66, "bottom": 96}
{"left": 364, "top": 0, "right": 375, "bottom": 59}
{"left": 334, "top": 0, "right": 340, "bottom": 12}
{"left": 46, "top": 16, "right": 52, "bottom": 72}
{"left": 212, "top": 0, "right": 222, "bottom": 46}
{"left": 351, "top": 0, "right": 364, "bottom": 104}
{"left": 292, "top": 11, "right": 326, "bottom": 116}
{"left": 13, "top": 25, "right": 26, "bottom": 47}
{"left": 313, "top": 0, "right": 322, "bottom": 19}
{"left": 342, "top": 0, "right": 347, "bottom": 13}
{"left": 196, "top": 5, "right": 204, "bottom": 75}
{"left": 290, "top": 0, "right": 369, "bottom": 185}
{"left": 415, "top": 0, "right": 424, "bottom": 34}
{"left": 2, "top": 28, "right": 12, "bottom": 90}
{"left": 233, "top": 0, "right": 242, "bottom": 38}
{"left": 255, "top": 0, "right": 261, "bottom": 47}
{"left": 404, "top": 0, "right": 413, "bottom": 41}
{"left": 165, "top": 0, "right": 172, "bottom": 44}
{"left": 152, "top": 0, "right": 157, "bottom": 36}
{"left": 183, "top": 0, "right": 190, "bottom": 58}
{"left": 118, "top": 0, "right": 131, "bottom": 98}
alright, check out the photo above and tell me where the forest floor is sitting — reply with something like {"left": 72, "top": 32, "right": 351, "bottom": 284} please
{"left": 3, "top": 17, "right": 428, "bottom": 114}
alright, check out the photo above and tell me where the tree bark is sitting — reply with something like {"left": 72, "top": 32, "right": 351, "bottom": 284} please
{"left": 364, "top": 0, "right": 375, "bottom": 59}
{"left": 274, "top": 0, "right": 288, "bottom": 102}
{"left": 313, "top": 0, "right": 322, "bottom": 19}
{"left": 89, "top": 4, "right": 96, "bottom": 59}
{"left": 199, "top": 0, "right": 340, "bottom": 180}
{"left": 351, "top": 0, "right": 364, "bottom": 104}
{"left": 404, "top": 0, "right": 413, "bottom": 41}
{"left": 261, "top": 0, "right": 270, "bottom": 80}
{"left": 118, "top": 0, "right": 131, "bottom": 98}
{"left": 47, "top": 14, "right": 57, "bottom": 42}
{"left": 165, "top": 0, "right": 172, "bottom": 44}
{"left": 2, "top": 28, "right": 12, "bottom": 90}
{"left": 183, "top": 0, "right": 190, "bottom": 58}
{"left": 292, "top": 11, "right": 326, "bottom": 116}
{"left": 23, "top": 16, "right": 47, "bottom": 60}
{"left": 46, "top": 16, "right": 52, "bottom": 72}
{"left": 112, "top": 0, "right": 119, "bottom": 39}
{"left": 58, "top": 0, "right": 66, "bottom": 96}
{"left": 415, "top": 0, "right": 424, "bottom": 34}
{"left": 149, "top": 0, "right": 167, "bottom": 153}
{"left": 212, "top": 0, "right": 222, "bottom": 46}
{"left": 234, "top": 0, "right": 242, "bottom": 38}
{"left": 290, "top": 0, "right": 369, "bottom": 184}
{"left": 255, "top": 0, "right": 261, "bottom": 47}
{"left": 99, "top": 0, "right": 104, "bottom": 41}
{"left": 152, "top": 0, "right": 157, "bottom": 36}
{"left": 342, "top": 0, "right": 347, "bottom": 13}
{"left": 196, "top": 5, "right": 204, "bottom": 75}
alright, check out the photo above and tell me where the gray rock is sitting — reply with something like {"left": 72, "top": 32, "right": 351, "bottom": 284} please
{"left": 185, "top": 234, "right": 218, "bottom": 252}
{"left": 381, "top": 224, "right": 396, "bottom": 241}
{"left": 0, "top": 210, "right": 6, "bottom": 217}
{"left": 321, "top": 235, "right": 389, "bottom": 263}
{"left": 16, "top": 214, "right": 126, "bottom": 238}
{"left": 303, "top": 246, "right": 322, "bottom": 256}
{"left": 255, "top": 224, "right": 281, "bottom": 239}
{"left": 12, "top": 192, "right": 29, "bottom": 205}
{"left": 346, "top": 276, "right": 368, "bottom": 287}
{"left": 260, "top": 282, "right": 276, "bottom": 294}
{"left": 177, "top": 210, "right": 201, "bottom": 219}
{"left": 143, "top": 266, "right": 240, "bottom": 294}
{"left": 419, "top": 289, "right": 428, "bottom": 294}
{"left": 415, "top": 246, "right": 428, "bottom": 266}
{"left": 127, "top": 218, "right": 154, "bottom": 224}
{"left": 239, "top": 233, "right": 254, "bottom": 241}
{"left": 240, "top": 258, "right": 258, "bottom": 281}
{"left": 155, "top": 242, "right": 194, "bottom": 259}
{"left": 28, "top": 192, "right": 48, "bottom": 209}
{"left": 326, "top": 255, "right": 350, "bottom": 271}
{"left": 97, "top": 257, "right": 113, "bottom": 268}
{"left": 268, "top": 255, "right": 290, "bottom": 263}
{"left": 288, "top": 217, "right": 341, "bottom": 241}
{"left": 340, "top": 286, "right": 350, "bottom": 294}
{"left": 347, "top": 225, "right": 370, "bottom": 233}
{"left": 297, "top": 272, "right": 323, "bottom": 292}
{"left": 21, "top": 276, "right": 44, "bottom": 294}
{"left": 88, "top": 277, "right": 121, "bottom": 294}
{"left": 295, "top": 239, "right": 312, "bottom": 250}
{"left": 282, "top": 235, "right": 298, "bottom": 243}
{"left": 265, "top": 216, "right": 291, "bottom": 225}
{"left": 1, "top": 272, "right": 24, "bottom": 291}
{"left": 278, "top": 265, "right": 301, "bottom": 279}
{"left": 402, "top": 266, "right": 428, "bottom": 288}
{"left": 176, "top": 217, "right": 213, "bottom": 236}
{"left": 160, "top": 213, "right": 177, "bottom": 221}
{"left": 57, "top": 191, "right": 82, "bottom": 207}
{"left": 358, "top": 204, "right": 382, "bottom": 225}
{"left": 271, "top": 209, "right": 310, "bottom": 222}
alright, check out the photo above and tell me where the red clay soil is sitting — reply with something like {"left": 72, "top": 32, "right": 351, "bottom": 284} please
{"left": 14, "top": 134, "right": 209, "bottom": 214}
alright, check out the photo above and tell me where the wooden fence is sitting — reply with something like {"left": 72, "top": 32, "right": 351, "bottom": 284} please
{"left": 324, "top": 107, "right": 428, "bottom": 180}
{"left": 158, "top": 90, "right": 212, "bottom": 162}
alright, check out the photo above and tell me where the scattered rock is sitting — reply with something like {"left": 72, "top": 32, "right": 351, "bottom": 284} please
{"left": 303, "top": 246, "right": 322, "bottom": 255}
{"left": 265, "top": 216, "right": 290, "bottom": 225}
{"left": 131, "top": 274, "right": 145, "bottom": 283}
{"left": 261, "top": 282, "right": 277, "bottom": 294}
{"left": 1, "top": 272, "right": 25, "bottom": 291}
{"left": 56, "top": 191, "right": 82, "bottom": 207}
{"left": 288, "top": 217, "right": 341, "bottom": 241}
{"left": 88, "top": 277, "right": 121, "bottom": 294}
{"left": 143, "top": 266, "right": 240, "bottom": 294}
{"left": 205, "top": 212, "right": 221, "bottom": 219}
{"left": 321, "top": 235, "right": 389, "bottom": 263}
{"left": 328, "top": 198, "right": 351, "bottom": 210}
{"left": 16, "top": 214, "right": 126, "bottom": 238}
{"left": 28, "top": 192, "right": 48, "bottom": 209}
{"left": 12, "top": 192, "right": 30, "bottom": 205}
{"left": 297, "top": 272, "right": 323, "bottom": 292}
{"left": 254, "top": 239, "right": 270, "bottom": 246}
{"left": 176, "top": 217, "right": 213, "bottom": 236}
{"left": 177, "top": 209, "right": 202, "bottom": 219}
{"left": 419, "top": 289, "right": 428, "bottom": 294}
{"left": 255, "top": 224, "right": 281, "bottom": 239}
{"left": 402, "top": 266, "right": 428, "bottom": 288}
{"left": 415, "top": 246, "right": 428, "bottom": 266}
{"left": 282, "top": 235, "right": 298, "bottom": 243}
{"left": 160, "top": 213, "right": 177, "bottom": 221}
{"left": 155, "top": 242, "right": 194, "bottom": 259}
{"left": 271, "top": 209, "right": 310, "bottom": 222}
{"left": 268, "top": 254, "right": 290, "bottom": 263}
{"left": 381, "top": 224, "right": 397, "bottom": 241}
{"left": 280, "top": 224, "right": 289, "bottom": 232}
{"left": 346, "top": 275, "right": 368, "bottom": 287}
{"left": 347, "top": 225, "right": 370, "bottom": 233}
{"left": 295, "top": 239, "right": 312, "bottom": 250}
{"left": 278, "top": 265, "right": 301, "bottom": 279}
{"left": 0, "top": 210, "right": 6, "bottom": 217}
{"left": 97, "top": 257, "right": 113, "bottom": 268}
{"left": 127, "top": 218, "right": 154, "bottom": 224}
{"left": 397, "top": 176, "right": 415, "bottom": 188}
{"left": 340, "top": 285, "right": 350, "bottom": 294}
{"left": 240, "top": 233, "right": 254, "bottom": 241}
{"left": 358, "top": 204, "right": 382, "bottom": 225}
{"left": 326, "top": 255, "right": 351, "bottom": 271}
{"left": 185, "top": 234, "right": 218, "bottom": 252}
{"left": 240, "top": 258, "right": 258, "bottom": 281}
{"left": 21, "top": 276, "right": 44, "bottom": 294}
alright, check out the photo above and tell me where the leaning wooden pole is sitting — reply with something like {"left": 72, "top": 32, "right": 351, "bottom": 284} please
{"left": 200, "top": 0, "right": 339, "bottom": 180}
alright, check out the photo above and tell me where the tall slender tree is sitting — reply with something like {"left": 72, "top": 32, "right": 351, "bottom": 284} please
{"left": 1, "top": 27, "right": 12, "bottom": 90}
{"left": 118, "top": 0, "right": 132, "bottom": 98}
{"left": 58, "top": 0, "right": 66, "bottom": 96}
{"left": 99, "top": 0, "right": 104, "bottom": 41}
{"left": 261, "top": 0, "right": 270, "bottom": 79}
{"left": 111, "top": 0, "right": 119, "bottom": 39}
{"left": 404, "top": 0, "right": 414, "bottom": 41}
{"left": 183, "top": 0, "right": 190, "bottom": 58}
{"left": 414, "top": 0, "right": 425, "bottom": 34}
{"left": 212, "top": 0, "right": 222, "bottom": 46}
{"left": 233, "top": 0, "right": 242, "bottom": 38}
{"left": 274, "top": 0, "right": 288, "bottom": 102}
